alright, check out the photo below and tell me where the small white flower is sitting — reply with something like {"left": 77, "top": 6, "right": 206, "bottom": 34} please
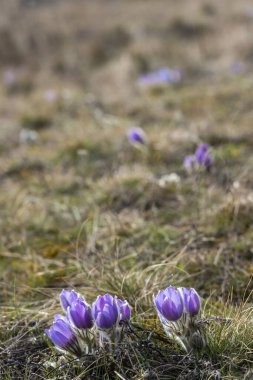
{"left": 158, "top": 173, "right": 181, "bottom": 188}
{"left": 19, "top": 128, "right": 38, "bottom": 143}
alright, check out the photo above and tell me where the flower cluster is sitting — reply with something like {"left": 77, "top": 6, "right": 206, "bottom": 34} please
{"left": 154, "top": 285, "right": 203, "bottom": 352}
{"left": 45, "top": 290, "right": 131, "bottom": 357}
{"left": 184, "top": 143, "right": 213, "bottom": 172}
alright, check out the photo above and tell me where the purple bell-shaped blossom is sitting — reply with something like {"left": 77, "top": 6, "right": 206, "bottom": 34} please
{"left": 154, "top": 285, "right": 184, "bottom": 321}
{"left": 45, "top": 318, "right": 81, "bottom": 356}
{"left": 195, "top": 143, "right": 213, "bottom": 169}
{"left": 92, "top": 294, "right": 119, "bottom": 329}
{"left": 115, "top": 298, "right": 131, "bottom": 322}
{"left": 127, "top": 127, "right": 146, "bottom": 145}
{"left": 67, "top": 299, "right": 93, "bottom": 329}
{"left": 60, "top": 289, "right": 80, "bottom": 312}
{"left": 179, "top": 287, "right": 201, "bottom": 317}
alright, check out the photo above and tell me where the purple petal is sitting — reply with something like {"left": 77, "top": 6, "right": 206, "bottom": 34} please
{"left": 116, "top": 298, "right": 131, "bottom": 321}
{"left": 95, "top": 312, "right": 115, "bottom": 329}
{"left": 68, "top": 300, "right": 93, "bottom": 329}
{"left": 60, "top": 289, "right": 80, "bottom": 311}
{"left": 183, "top": 155, "right": 196, "bottom": 170}
{"left": 127, "top": 128, "right": 146, "bottom": 144}
{"left": 45, "top": 319, "right": 74, "bottom": 348}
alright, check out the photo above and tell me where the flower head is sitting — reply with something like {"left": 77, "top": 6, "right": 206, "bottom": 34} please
{"left": 92, "top": 294, "right": 119, "bottom": 329}
{"left": 45, "top": 318, "right": 75, "bottom": 350}
{"left": 179, "top": 287, "right": 201, "bottom": 317}
{"left": 44, "top": 89, "right": 57, "bottom": 102}
{"left": 154, "top": 285, "right": 183, "bottom": 321}
{"left": 60, "top": 289, "right": 81, "bottom": 312}
{"left": 115, "top": 298, "right": 131, "bottom": 322}
{"left": 127, "top": 127, "right": 146, "bottom": 145}
{"left": 67, "top": 299, "right": 93, "bottom": 329}
{"left": 67, "top": 299, "right": 93, "bottom": 330}
{"left": 195, "top": 143, "right": 213, "bottom": 169}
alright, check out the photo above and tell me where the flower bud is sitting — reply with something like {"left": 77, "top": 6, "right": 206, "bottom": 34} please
{"left": 154, "top": 285, "right": 183, "bottom": 321}
{"left": 92, "top": 294, "right": 118, "bottom": 329}
{"left": 67, "top": 299, "right": 93, "bottom": 329}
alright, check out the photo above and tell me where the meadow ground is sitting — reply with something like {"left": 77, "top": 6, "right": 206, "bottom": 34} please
{"left": 0, "top": 0, "right": 252, "bottom": 379}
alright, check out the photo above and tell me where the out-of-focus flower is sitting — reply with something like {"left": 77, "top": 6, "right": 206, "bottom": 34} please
{"left": 3, "top": 69, "right": 17, "bottom": 86}
{"left": 229, "top": 62, "right": 245, "bottom": 75}
{"left": 138, "top": 67, "right": 182, "bottom": 87}
{"left": 60, "top": 289, "right": 81, "bottom": 312}
{"left": 115, "top": 298, "right": 131, "bottom": 322}
{"left": 44, "top": 89, "right": 58, "bottom": 102}
{"left": 92, "top": 294, "right": 119, "bottom": 329}
{"left": 45, "top": 318, "right": 81, "bottom": 356}
{"left": 195, "top": 143, "right": 213, "bottom": 169}
{"left": 67, "top": 299, "right": 93, "bottom": 330}
{"left": 158, "top": 173, "right": 181, "bottom": 188}
{"left": 179, "top": 287, "right": 201, "bottom": 317}
{"left": 184, "top": 143, "right": 213, "bottom": 172}
{"left": 19, "top": 128, "right": 38, "bottom": 144}
{"left": 127, "top": 127, "right": 146, "bottom": 145}
{"left": 154, "top": 285, "right": 183, "bottom": 321}
{"left": 183, "top": 155, "right": 197, "bottom": 172}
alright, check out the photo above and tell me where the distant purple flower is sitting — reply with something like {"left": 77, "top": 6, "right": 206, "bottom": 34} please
{"left": 179, "top": 287, "right": 201, "bottom": 317}
{"left": 138, "top": 67, "right": 182, "bottom": 87}
{"left": 184, "top": 144, "right": 213, "bottom": 172}
{"left": 154, "top": 285, "right": 184, "bottom": 322}
{"left": 115, "top": 298, "right": 131, "bottom": 321}
{"left": 195, "top": 143, "right": 213, "bottom": 169}
{"left": 3, "top": 69, "right": 17, "bottom": 86}
{"left": 67, "top": 299, "right": 93, "bottom": 330}
{"left": 60, "top": 289, "right": 81, "bottom": 312}
{"left": 44, "top": 89, "right": 57, "bottom": 102}
{"left": 127, "top": 127, "right": 146, "bottom": 145}
{"left": 92, "top": 294, "right": 119, "bottom": 329}
{"left": 45, "top": 318, "right": 81, "bottom": 355}
{"left": 230, "top": 62, "right": 245, "bottom": 75}
{"left": 183, "top": 155, "right": 197, "bottom": 171}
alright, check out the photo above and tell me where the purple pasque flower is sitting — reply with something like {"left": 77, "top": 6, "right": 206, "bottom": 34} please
{"left": 179, "top": 287, "right": 201, "bottom": 317}
{"left": 44, "top": 89, "right": 57, "bottom": 102}
{"left": 45, "top": 316, "right": 76, "bottom": 350}
{"left": 138, "top": 67, "right": 181, "bottom": 87}
{"left": 92, "top": 293, "right": 119, "bottom": 329}
{"left": 154, "top": 285, "right": 184, "bottom": 322}
{"left": 183, "top": 155, "right": 197, "bottom": 171}
{"left": 3, "top": 69, "right": 17, "bottom": 86}
{"left": 230, "top": 62, "right": 245, "bottom": 75}
{"left": 195, "top": 143, "right": 213, "bottom": 169}
{"left": 60, "top": 289, "right": 81, "bottom": 312}
{"left": 127, "top": 127, "right": 146, "bottom": 145}
{"left": 67, "top": 299, "right": 93, "bottom": 329}
{"left": 115, "top": 298, "right": 131, "bottom": 322}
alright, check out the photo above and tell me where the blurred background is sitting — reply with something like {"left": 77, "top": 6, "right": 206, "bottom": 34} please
{"left": 1, "top": 0, "right": 253, "bottom": 293}
{"left": 2, "top": 0, "right": 253, "bottom": 110}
